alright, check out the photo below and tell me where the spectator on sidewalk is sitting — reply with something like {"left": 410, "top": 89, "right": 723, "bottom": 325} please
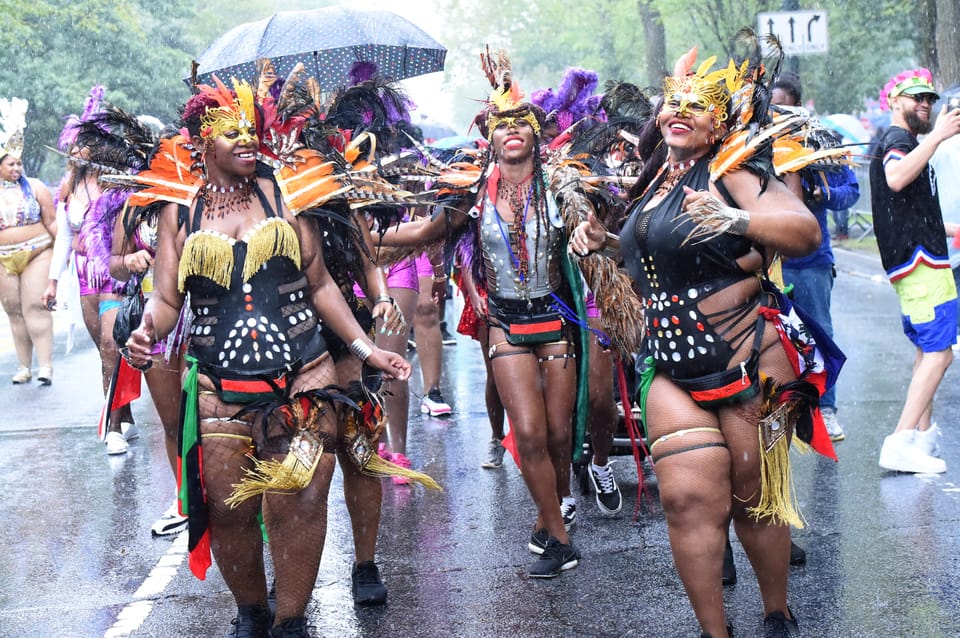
{"left": 772, "top": 72, "right": 860, "bottom": 442}
{"left": 871, "top": 68, "right": 960, "bottom": 473}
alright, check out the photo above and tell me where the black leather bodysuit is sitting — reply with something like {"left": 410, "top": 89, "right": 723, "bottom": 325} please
{"left": 621, "top": 160, "right": 758, "bottom": 379}
{"left": 181, "top": 183, "right": 325, "bottom": 384}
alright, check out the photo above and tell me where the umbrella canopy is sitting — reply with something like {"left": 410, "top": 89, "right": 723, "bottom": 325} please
{"left": 188, "top": 8, "right": 446, "bottom": 90}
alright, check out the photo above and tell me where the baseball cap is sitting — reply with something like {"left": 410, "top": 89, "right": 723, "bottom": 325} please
{"left": 881, "top": 68, "right": 940, "bottom": 110}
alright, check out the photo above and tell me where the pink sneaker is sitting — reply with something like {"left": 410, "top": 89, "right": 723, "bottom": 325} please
{"left": 391, "top": 452, "right": 412, "bottom": 485}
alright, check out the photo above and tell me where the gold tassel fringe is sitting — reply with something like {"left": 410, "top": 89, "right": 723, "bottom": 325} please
{"left": 178, "top": 231, "right": 235, "bottom": 292}
{"left": 749, "top": 420, "right": 805, "bottom": 529}
{"left": 224, "top": 429, "right": 323, "bottom": 508}
{"left": 360, "top": 453, "right": 442, "bottom": 491}
{"left": 242, "top": 217, "right": 301, "bottom": 282}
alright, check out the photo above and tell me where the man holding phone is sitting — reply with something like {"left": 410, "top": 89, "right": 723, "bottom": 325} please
{"left": 871, "top": 69, "right": 960, "bottom": 473}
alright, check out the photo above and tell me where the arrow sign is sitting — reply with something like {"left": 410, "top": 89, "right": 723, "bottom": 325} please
{"left": 758, "top": 10, "right": 828, "bottom": 56}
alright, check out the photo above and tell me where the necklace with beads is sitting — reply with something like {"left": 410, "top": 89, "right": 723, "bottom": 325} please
{"left": 497, "top": 172, "right": 535, "bottom": 285}
{"left": 201, "top": 176, "right": 254, "bottom": 219}
{"left": 653, "top": 158, "right": 696, "bottom": 198}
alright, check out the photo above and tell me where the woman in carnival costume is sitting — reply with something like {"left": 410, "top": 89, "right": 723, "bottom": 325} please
{"left": 263, "top": 63, "right": 438, "bottom": 605}
{"left": 380, "top": 48, "right": 598, "bottom": 578}
{"left": 0, "top": 97, "right": 56, "bottom": 385}
{"left": 572, "top": 37, "right": 845, "bottom": 637}
{"left": 105, "top": 118, "right": 193, "bottom": 536}
{"left": 122, "top": 77, "right": 411, "bottom": 637}
{"left": 43, "top": 86, "right": 139, "bottom": 454}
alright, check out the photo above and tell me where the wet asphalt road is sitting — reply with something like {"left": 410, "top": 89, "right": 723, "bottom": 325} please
{"left": 1, "top": 247, "right": 960, "bottom": 638}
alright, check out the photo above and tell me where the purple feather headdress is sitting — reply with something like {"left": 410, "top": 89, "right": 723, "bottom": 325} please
{"left": 349, "top": 61, "right": 379, "bottom": 86}
{"left": 58, "top": 85, "right": 106, "bottom": 151}
{"left": 530, "top": 68, "right": 605, "bottom": 133}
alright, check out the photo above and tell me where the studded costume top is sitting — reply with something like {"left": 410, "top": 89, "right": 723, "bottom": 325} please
{"left": 181, "top": 181, "right": 325, "bottom": 378}
{"left": 621, "top": 160, "right": 759, "bottom": 379}
{"left": 0, "top": 178, "right": 41, "bottom": 230}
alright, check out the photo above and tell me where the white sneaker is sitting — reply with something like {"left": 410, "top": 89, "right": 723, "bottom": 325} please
{"left": 822, "top": 407, "right": 845, "bottom": 442}
{"left": 121, "top": 422, "right": 140, "bottom": 441}
{"left": 560, "top": 497, "right": 577, "bottom": 531}
{"left": 151, "top": 501, "right": 188, "bottom": 537}
{"left": 879, "top": 430, "right": 946, "bottom": 473}
{"left": 105, "top": 431, "right": 129, "bottom": 455}
{"left": 914, "top": 423, "right": 943, "bottom": 458}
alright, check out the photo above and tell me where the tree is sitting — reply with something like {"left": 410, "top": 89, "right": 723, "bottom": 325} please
{"left": 0, "top": 0, "right": 201, "bottom": 182}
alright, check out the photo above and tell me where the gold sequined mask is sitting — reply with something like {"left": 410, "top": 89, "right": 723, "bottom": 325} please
{"left": 199, "top": 80, "right": 258, "bottom": 146}
{"left": 662, "top": 73, "right": 729, "bottom": 125}
{"left": 486, "top": 109, "right": 540, "bottom": 140}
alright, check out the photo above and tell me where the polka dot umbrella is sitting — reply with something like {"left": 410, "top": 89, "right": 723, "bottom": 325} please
{"left": 187, "top": 8, "right": 446, "bottom": 90}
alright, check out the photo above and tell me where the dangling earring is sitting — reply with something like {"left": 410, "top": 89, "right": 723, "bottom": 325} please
{"left": 655, "top": 115, "right": 662, "bottom": 128}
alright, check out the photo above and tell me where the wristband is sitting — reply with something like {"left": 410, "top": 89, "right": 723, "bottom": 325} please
{"left": 372, "top": 295, "right": 394, "bottom": 306}
{"left": 728, "top": 208, "right": 750, "bottom": 235}
{"left": 348, "top": 338, "right": 373, "bottom": 363}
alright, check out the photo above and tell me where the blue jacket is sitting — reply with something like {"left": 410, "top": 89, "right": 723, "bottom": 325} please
{"left": 783, "top": 166, "right": 860, "bottom": 270}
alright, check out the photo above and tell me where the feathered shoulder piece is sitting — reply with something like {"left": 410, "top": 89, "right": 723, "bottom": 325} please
{"left": 768, "top": 106, "right": 854, "bottom": 176}
{"left": 704, "top": 29, "right": 784, "bottom": 185}
{"left": 107, "top": 135, "right": 202, "bottom": 209}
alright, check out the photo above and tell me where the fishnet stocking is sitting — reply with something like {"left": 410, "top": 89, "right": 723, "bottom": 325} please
{"left": 645, "top": 320, "right": 798, "bottom": 634}
{"left": 197, "top": 355, "right": 340, "bottom": 621}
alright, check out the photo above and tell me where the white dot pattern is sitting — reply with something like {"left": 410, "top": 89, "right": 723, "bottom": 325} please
{"left": 192, "top": 8, "right": 446, "bottom": 91}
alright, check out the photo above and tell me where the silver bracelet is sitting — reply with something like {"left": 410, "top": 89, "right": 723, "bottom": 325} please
{"left": 372, "top": 295, "right": 394, "bottom": 306}
{"left": 728, "top": 208, "right": 750, "bottom": 235}
{"left": 348, "top": 338, "right": 374, "bottom": 363}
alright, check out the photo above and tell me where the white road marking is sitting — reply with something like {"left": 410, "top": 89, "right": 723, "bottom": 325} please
{"left": 103, "top": 532, "right": 188, "bottom": 637}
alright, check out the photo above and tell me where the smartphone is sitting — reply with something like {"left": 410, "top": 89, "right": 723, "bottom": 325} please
{"left": 948, "top": 96, "right": 960, "bottom": 112}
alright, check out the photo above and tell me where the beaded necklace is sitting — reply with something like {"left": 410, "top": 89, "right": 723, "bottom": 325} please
{"left": 497, "top": 173, "right": 535, "bottom": 285}
{"left": 201, "top": 176, "right": 254, "bottom": 219}
{"left": 653, "top": 158, "right": 696, "bottom": 198}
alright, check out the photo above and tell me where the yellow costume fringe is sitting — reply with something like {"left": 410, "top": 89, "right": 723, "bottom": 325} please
{"left": 748, "top": 387, "right": 807, "bottom": 528}
{"left": 224, "top": 429, "right": 324, "bottom": 508}
{"left": 242, "top": 217, "right": 301, "bottom": 282}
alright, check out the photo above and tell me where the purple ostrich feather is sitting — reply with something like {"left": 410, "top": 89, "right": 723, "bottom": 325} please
{"left": 76, "top": 188, "right": 128, "bottom": 293}
{"left": 59, "top": 85, "right": 106, "bottom": 151}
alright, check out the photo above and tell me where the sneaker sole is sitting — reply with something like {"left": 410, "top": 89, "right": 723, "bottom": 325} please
{"left": 151, "top": 519, "right": 188, "bottom": 537}
{"left": 528, "top": 559, "right": 579, "bottom": 578}
{"left": 480, "top": 461, "right": 503, "bottom": 469}
{"left": 420, "top": 405, "right": 452, "bottom": 417}
{"left": 829, "top": 433, "right": 845, "bottom": 442}
{"left": 527, "top": 542, "right": 545, "bottom": 555}
{"left": 879, "top": 457, "right": 946, "bottom": 473}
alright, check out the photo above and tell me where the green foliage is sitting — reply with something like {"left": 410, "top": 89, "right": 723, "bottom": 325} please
{"left": 439, "top": 0, "right": 938, "bottom": 126}
{"left": 0, "top": 0, "right": 200, "bottom": 182}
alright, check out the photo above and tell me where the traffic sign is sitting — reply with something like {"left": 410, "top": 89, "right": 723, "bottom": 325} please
{"left": 758, "top": 10, "right": 828, "bottom": 56}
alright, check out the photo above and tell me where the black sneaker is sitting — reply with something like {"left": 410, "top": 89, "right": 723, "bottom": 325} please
{"left": 722, "top": 538, "right": 737, "bottom": 586}
{"left": 560, "top": 500, "right": 576, "bottom": 531}
{"left": 789, "top": 541, "right": 807, "bottom": 566}
{"left": 527, "top": 527, "right": 549, "bottom": 555}
{"left": 529, "top": 537, "right": 580, "bottom": 578}
{"left": 700, "top": 624, "right": 734, "bottom": 638}
{"left": 588, "top": 461, "right": 622, "bottom": 515}
{"left": 352, "top": 560, "right": 388, "bottom": 606}
{"left": 440, "top": 324, "right": 457, "bottom": 346}
{"left": 228, "top": 605, "right": 272, "bottom": 638}
{"left": 763, "top": 609, "right": 799, "bottom": 637}
{"left": 269, "top": 617, "right": 310, "bottom": 638}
